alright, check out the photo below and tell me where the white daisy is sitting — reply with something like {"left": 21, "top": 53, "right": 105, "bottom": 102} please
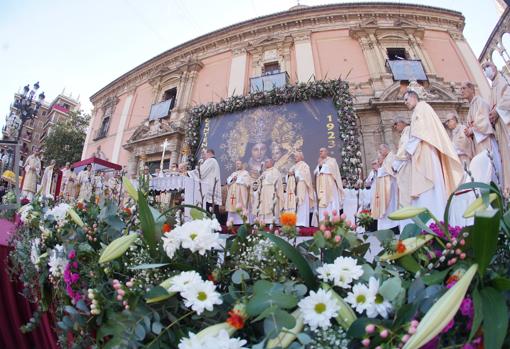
{"left": 173, "top": 219, "right": 222, "bottom": 255}
{"left": 345, "top": 283, "right": 374, "bottom": 314}
{"left": 44, "top": 203, "right": 70, "bottom": 223}
{"left": 48, "top": 244, "right": 67, "bottom": 277}
{"left": 178, "top": 330, "right": 248, "bottom": 349}
{"left": 19, "top": 204, "right": 33, "bottom": 223}
{"left": 168, "top": 271, "right": 202, "bottom": 293}
{"left": 298, "top": 289, "right": 340, "bottom": 330}
{"left": 181, "top": 280, "right": 222, "bottom": 315}
{"left": 162, "top": 233, "right": 181, "bottom": 259}
{"left": 332, "top": 256, "right": 364, "bottom": 287}
{"left": 316, "top": 263, "right": 335, "bottom": 282}
{"left": 366, "top": 277, "right": 393, "bottom": 319}
{"left": 30, "top": 238, "right": 41, "bottom": 269}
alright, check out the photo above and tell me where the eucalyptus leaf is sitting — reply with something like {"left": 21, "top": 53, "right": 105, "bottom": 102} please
{"left": 374, "top": 229, "right": 394, "bottom": 244}
{"left": 379, "top": 277, "right": 402, "bottom": 301}
{"left": 232, "top": 269, "right": 250, "bottom": 284}
{"left": 129, "top": 263, "right": 169, "bottom": 270}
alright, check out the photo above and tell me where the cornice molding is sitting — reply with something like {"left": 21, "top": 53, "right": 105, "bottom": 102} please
{"left": 90, "top": 4, "right": 465, "bottom": 103}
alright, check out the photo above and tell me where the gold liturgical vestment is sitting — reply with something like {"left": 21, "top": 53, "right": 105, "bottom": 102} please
{"left": 451, "top": 124, "right": 474, "bottom": 167}
{"left": 409, "top": 101, "right": 463, "bottom": 199}
{"left": 225, "top": 169, "right": 251, "bottom": 213}
{"left": 395, "top": 126, "right": 412, "bottom": 208}
{"left": 467, "top": 95, "right": 495, "bottom": 154}
{"left": 259, "top": 167, "right": 284, "bottom": 222}
{"left": 490, "top": 73, "right": 510, "bottom": 192}
{"left": 371, "top": 152, "right": 395, "bottom": 219}
{"left": 316, "top": 156, "right": 344, "bottom": 208}
{"left": 22, "top": 154, "right": 41, "bottom": 194}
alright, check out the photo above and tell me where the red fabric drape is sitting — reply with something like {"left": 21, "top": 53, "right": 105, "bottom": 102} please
{"left": 0, "top": 226, "right": 59, "bottom": 349}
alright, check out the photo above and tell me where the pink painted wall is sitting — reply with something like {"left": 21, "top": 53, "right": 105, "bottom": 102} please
{"left": 311, "top": 30, "right": 370, "bottom": 82}
{"left": 191, "top": 51, "right": 232, "bottom": 105}
{"left": 422, "top": 30, "right": 472, "bottom": 82}
{"left": 126, "top": 82, "right": 153, "bottom": 129}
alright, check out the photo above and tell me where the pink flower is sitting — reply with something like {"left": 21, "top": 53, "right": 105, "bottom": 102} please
{"left": 332, "top": 210, "right": 338, "bottom": 216}
{"left": 441, "top": 319, "right": 454, "bottom": 333}
{"left": 68, "top": 250, "right": 76, "bottom": 259}
{"left": 340, "top": 213, "right": 346, "bottom": 220}
{"left": 332, "top": 215, "right": 341, "bottom": 223}
{"left": 319, "top": 224, "right": 326, "bottom": 231}
{"left": 324, "top": 230, "right": 332, "bottom": 239}
{"left": 460, "top": 297, "right": 474, "bottom": 317}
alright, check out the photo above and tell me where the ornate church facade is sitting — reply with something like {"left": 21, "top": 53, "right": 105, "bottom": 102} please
{"left": 83, "top": 2, "right": 489, "bottom": 176}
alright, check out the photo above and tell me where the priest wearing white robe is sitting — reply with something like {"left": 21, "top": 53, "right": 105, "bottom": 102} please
{"left": 403, "top": 90, "right": 463, "bottom": 219}
{"left": 77, "top": 164, "right": 94, "bottom": 202}
{"left": 258, "top": 159, "right": 284, "bottom": 224}
{"left": 188, "top": 149, "right": 222, "bottom": 214}
{"left": 445, "top": 113, "right": 474, "bottom": 167}
{"left": 482, "top": 62, "right": 510, "bottom": 194}
{"left": 314, "top": 148, "right": 344, "bottom": 218}
{"left": 225, "top": 160, "right": 251, "bottom": 225}
{"left": 38, "top": 159, "right": 57, "bottom": 198}
{"left": 285, "top": 152, "right": 314, "bottom": 227}
{"left": 371, "top": 145, "right": 398, "bottom": 231}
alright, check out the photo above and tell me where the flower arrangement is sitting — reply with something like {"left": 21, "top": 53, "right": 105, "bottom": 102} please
{"left": 7, "top": 180, "right": 510, "bottom": 348}
{"left": 356, "top": 209, "right": 375, "bottom": 231}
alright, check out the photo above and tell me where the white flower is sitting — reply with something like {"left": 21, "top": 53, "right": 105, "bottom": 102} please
{"left": 168, "top": 271, "right": 202, "bottom": 293}
{"left": 44, "top": 203, "right": 70, "bottom": 223}
{"left": 48, "top": 244, "right": 67, "bottom": 277}
{"left": 298, "top": 289, "right": 340, "bottom": 330}
{"left": 366, "top": 277, "right": 393, "bottom": 319}
{"left": 19, "top": 204, "right": 33, "bottom": 223}
{"left": 162, "top": 233, "right": 180, "bottom": 259}
{"left": 30, "top": 238, "right": 41, "bottom": 269}
{"left": 173, "top": 219, "right": 222, "bottom": 255}
{"left": 181, "top": 280, "right": 222, "bottom": 315}
{"left": 317, "top": 256, "right": 363, "bottom": 289}
{"left": 345, "top": 283, "right": 374, "bottom": 314}
{"left": 178, "top": 330, "right": 247, "bottom": 349}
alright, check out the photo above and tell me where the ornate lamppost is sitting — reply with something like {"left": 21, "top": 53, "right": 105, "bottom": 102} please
{"left": 12, "top": 82, "right": 46, "bottom": 140}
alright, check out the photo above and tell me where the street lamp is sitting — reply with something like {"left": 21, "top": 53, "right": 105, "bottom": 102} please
{"left": 12, "top": 81, "right": 45, "bottom": 140}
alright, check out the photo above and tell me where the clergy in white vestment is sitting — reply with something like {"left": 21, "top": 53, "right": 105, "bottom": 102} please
{"left": 445, "top": 113, "right": 474, "bottom": 167}
{"left": 188, "top": 149, "right": 222, "bottom": 212}
{"left": 314, "top": 147, "right": 344, "bottom": 218}
{"left": 285, "top": 152, "right": 314, "bottom": 227}
{"left": 38, "top": 159, "right": 57, "bottom": 198}
{"left": 364, "top": 159, "right": 379, "bottom": 190}
{"left": 62, "top": 167, "right": 77, "bottom": 200}
{"left": 77, "top": 164, "right": 94, "bottom": 202}
{"left": 403, "top": 90, "right": 463, "bottom": 219}
{"left": 225, "top": 160, "right": 251, "bottom": 224}
{"left": 391, "top": 117, "right": 413, "bottom": 232}
{"left": 258, "top": 159, "right": 284, "bottom": 224}
{"left": 371, "top": 145, "right": 398, "bottom": 230}
{"left": 21, "top": 149, "right": 42, "bottom": 201}
{"left": 482, "top": 62, "right": 510, "bottom": 193}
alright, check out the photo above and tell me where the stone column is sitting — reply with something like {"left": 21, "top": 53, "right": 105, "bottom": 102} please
{"left": 112, "top": 93, "right": 134, "bottom": 163}
{"left": 293, "top": 32, "right": 316, "bottom": 82}
{"left": 227, "top": 48, "right": 248, "bottom": 96}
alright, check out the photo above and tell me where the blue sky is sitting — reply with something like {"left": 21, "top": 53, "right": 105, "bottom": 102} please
{"left": 0, "top": 0, "right": 503, "bottom": 130}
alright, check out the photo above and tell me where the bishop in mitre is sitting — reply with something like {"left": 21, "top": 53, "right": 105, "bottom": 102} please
{"left": 285, "top": 152, "right": 314, "bottom": 227}
{"left": 371, "top": 144, "right": 398, "bottom": 230}
{"left": 39, "top": 159, "right": 57, "bottom": 198}
{"left": 314, "top": 147, "right": 344, "bottom": 218}
{"left": 21, "top": 148, "right": 42, "bottom": 201}
{"left": 258, "top": 159, "right": 284, "bottom": 224}
{"left": 403, "top": 90, "right": 463, "bottom": 218}
{"left": 482, "top": 62, "right": 510, "bottom": 193}
{"left": 225, "top": 160, "right": 251, "bottom": 224}
{"left": 445, "top": 112, "right": 474, "bottom": 167}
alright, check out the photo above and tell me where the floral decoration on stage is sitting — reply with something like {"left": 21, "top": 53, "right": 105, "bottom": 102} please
{"left": 8, "top": 180, "right": 510, "bottom": 348}
{"left": 185, "top": 79, "right": 363, "bottom": 186}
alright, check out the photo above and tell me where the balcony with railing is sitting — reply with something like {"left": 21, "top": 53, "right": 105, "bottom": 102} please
{"left": 52, "top": 104, "right": 69, "bottom": 114}
{"left": 249, "top": 72, "right": 290, "bottom": 92}
{"left": 148, "top": 99, "right": 174, "bottom": 121}
{"left": 386, "top": 59, "right": 427, "bottom": 81}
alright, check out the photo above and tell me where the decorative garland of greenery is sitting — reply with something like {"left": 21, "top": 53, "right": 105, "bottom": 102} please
{"left": 186, "top": 79, "right": 363, "bottom": 185}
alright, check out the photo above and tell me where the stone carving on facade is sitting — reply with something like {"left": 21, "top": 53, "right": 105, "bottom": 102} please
{"left": 127, "top": 118, "right": 184, "bottom": 144}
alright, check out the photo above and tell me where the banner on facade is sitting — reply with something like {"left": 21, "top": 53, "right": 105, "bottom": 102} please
{"left": 199, "top": 98, "right": 341, "bottom": 180}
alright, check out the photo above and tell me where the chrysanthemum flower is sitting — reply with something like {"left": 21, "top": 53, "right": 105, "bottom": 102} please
{"left": 298, "top": 289, "right": 340, "bottom": 330}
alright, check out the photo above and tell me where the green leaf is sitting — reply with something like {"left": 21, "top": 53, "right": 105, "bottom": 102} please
{"left": 398, "top": 254, "right": 421, "bottom": 274}
{"left": 129, "top": 263, "right": 169, "bottom": 270}
{"left": 122, "top": 177, "right": 138, "bottom": 200}
{"left": 421, "top": 267, "right": 451, "bottom": 286}
{"left": 134, "top": 323, "right": 146, "bottom": 341}
{"left": 347, "top": 318, "right": 383, "bottom": 338}
{"left": 468, "top": 288, "right": 483, "bottom": 343}
{"left": 400, "top": 223, "right": 421, "bottom": 239}
{"left": 151, "top": 322, "right": 163, "bottom": 335}
{"left": 491, "top": 277, "right": 510, "bottom": 291}
{"left": 472, "top": 209, "right": 500, "bottom": 276}
{"left": 262, "top": 233, "right": 318, "bottom": 290}
{"left": 481, "top": 287, "right": 508, "bottom": 349}
{"left": 379, "top": 277, "right": 402, "bottom": 301}
{"left": 374, "top": 229, "right": 394, "bottom": 244}
{"left": 190, "top": 208, "right": 205, "bottom": 220}
{"left": 98, "top": 233, "right": 138, "bottom": 264}
{"left": 231, "top": 269, "right": 250, "bottom": 284}
{"left": 263, "top": 309, "right": 296, "bottom": 339}
{"left": 464, "top": 193, "right": 498, "bottom": 218}
{"left": 138, "top": 191, "right": 159, "bottom": 254}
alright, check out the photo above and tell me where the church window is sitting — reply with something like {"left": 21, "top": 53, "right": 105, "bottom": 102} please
{"left": 386, "top": 48, "right": 408, "bottom": 60}
{"left": 162, "top": 87, "right": 177, "bottom": 110}
{"left": 263, "top": 62, "right": 281, "bottom": 76}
